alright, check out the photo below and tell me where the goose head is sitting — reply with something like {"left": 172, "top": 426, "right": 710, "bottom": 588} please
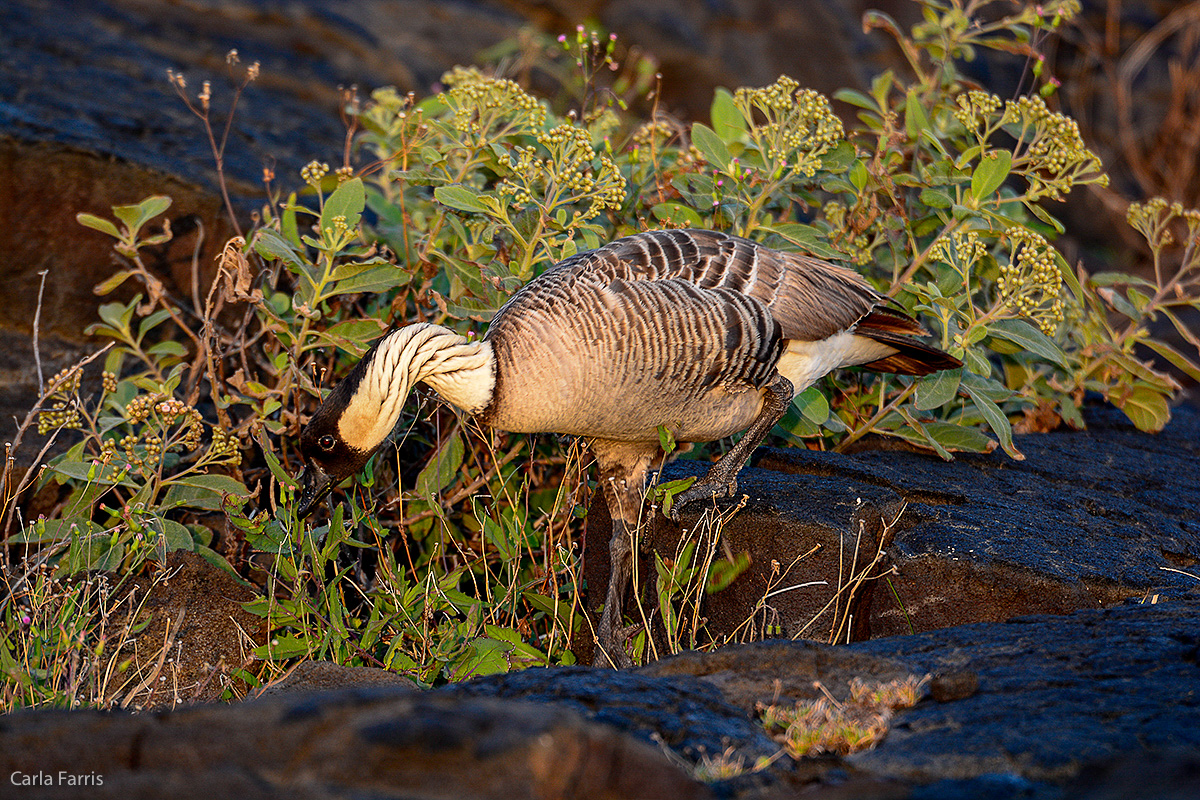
{"left": 294, "top": 322, "right": 496, "bottom": 517}
{"left": 296, "top": 346, "right": 396, "bottom": 517}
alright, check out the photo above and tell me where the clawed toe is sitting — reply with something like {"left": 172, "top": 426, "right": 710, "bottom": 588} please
{"left": 666, "top": 478, "right": 737, "bottom": 520}
{"left": 593, "top": 622, "right": 640, "bottom": 668}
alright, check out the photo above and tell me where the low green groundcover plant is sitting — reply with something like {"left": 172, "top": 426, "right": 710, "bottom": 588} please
{"left": 3, "top": 0, "right": 1197, "bottom": 710}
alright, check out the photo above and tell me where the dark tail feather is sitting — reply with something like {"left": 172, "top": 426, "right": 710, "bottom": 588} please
{"left": 855, "top": 309, "right": 961, "bottom": 376}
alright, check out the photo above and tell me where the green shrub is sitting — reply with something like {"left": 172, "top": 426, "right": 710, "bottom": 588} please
{"left": 4, "top": 0, "right": 1198, "bottom": 705}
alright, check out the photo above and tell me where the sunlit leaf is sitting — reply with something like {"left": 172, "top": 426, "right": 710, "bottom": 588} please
{"left": 321, "top": 177, "right": 366, "bottom": 233}
{"left": 414, "top": 431, "right": 465, "bottom": 499}
{"left": 76, "top": 213, "right": 121, "bottom": 239}
{"left": 651, "top": 202, "right": 704, "bottom": 227}
{"left": 1115, "top": 383, "right": 1171, "bottom": 432}
{"left": 971, "top": 150, "right": 1011, "bottom": 200}
{"left": 434, "top": 184, "right": 491, "bottom": 214}
{"left": 792, "top": 386, "right": 830, "bottom": 424}
{"left": 691, "top": 122, "right": 732, "bottom": 173}
{"left": 986, "top": 318, "right": 1069, "bottom": 368}
{"left": 962, "top": 382, "right": 1023, "bottom": 460}
{"left": 710, "top": 87, "right": 747, "bottom": 140}
{"left": 915, "top": 367, "right": 962, "bottom": 410}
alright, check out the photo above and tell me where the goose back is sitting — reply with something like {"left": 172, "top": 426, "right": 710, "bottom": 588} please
{"left": 561, "top": 228, "right": 884, "bottom": 341}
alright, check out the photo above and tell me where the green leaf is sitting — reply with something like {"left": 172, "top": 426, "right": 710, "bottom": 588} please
{"left": 162, "top": 474, "right": 249, "bottom": 511}
{"left": 833, "top": 88, "right": 879, "bottom": 112}
{"left": 282, "top": 193, "right": 303, "bottom": 246}
{"left": 1116, "top": 383, "right": 1171, "bottom": 432}
{"left": 330, "top": 263, "right": 403, "bottom": 296}
{"left": 915, "top": 367, "right": 962, "bottom": 410}
{"left": 253, "top": 228, "right": 306, "bottom": 270}
{"left": 920, "top": 420, "right": 995, "bottom": 453}
{"left": 255, "top": 427, "right": 297, "bottom": 488}
{"left": 706, "top": 551, "right": 751, "bottom": 593}
{"left": 154, "top": 519, "right": 196, "bottom": 552}
{"left": 147, "top": 340, "right": 187, "bottom": 359}
{"left": 963, "top": 347, "right": 992, "bottom": 376}
{"left": 657, "top": 425, "right": 677, "bottom": 454}
{"left": 448, "top": 637, "right": 512, "bottom": 680}
{"left": 891, "top": 414, "right": 994, "bottom": 456}
{"left": 651, "top": 202, "right": 704, "bottom": 228}
{"left": 48, "top": 459, "right": 139, "bottom": 489}
{"left": 321, "top": 177, "right": 366, "bottom": 233}
{"left": 434, "top": 184, "right": 491, "bottom": 214}
{"left": 849, "top": 159, "right": 868, "bottom": 193}
{"left": 92, "top": 270, "right": 138, "bottom": 296}
{"left": 482, "top": 515, "right": 516, "bottom": 561}
{"left": 986, "top": 318, "right": 1069, "bottom": 368}
{"left": 414, "top": 431, "right": 465, "bottom": 499}
{"left": 76, "top": 213, "right": 121, "bottom": 239}
{"left": 654, "top": 476, "right": 696, "bottom": 520}
{"left": 316, "top": 319, "right": 386, "bottom": 355}
{"left": 710, "top": 87, "right": 747, "bottom": 140}
{"left": 919, "top": 187, "right": 953, "bottom": 209}
{"left": 761, "top": 223, "right": 846, "bottom": 260}
{"left": 254, "top": 634, "right": 313, "bottom": 660}
{"left": 1089, "top": 271, "right": 1157, "bottom": 289}
{"left": 523, "top": 592, "right": 573, "bottom": 632}
{"left": 971, "top": 150, "right": 1012, "bottom": 200}
{"left": 112, "top": 196, "right": 172, "bottom": 234}
{"left": 690, "top": 122, "right": 732, "bottom": 173}
{"left": 1026, "top": 201, "right": 1066, "bottom": 233}
{"left": 893, "top": 410, "right": 952, "bottom": 460}
{"left": 62, "top": 535, "right": 123, "bottom": 574}
{"left": 962, "top": 382, "right": 1023, "bottom": 460}
{"left": 792, "top": 386, "right": 829, "bottom": 424}
{"left": 904, "top": 89, "right": 930, "bottom": 139}
{"left": 960, "top": 371, "right": 1015, "bottom": 403}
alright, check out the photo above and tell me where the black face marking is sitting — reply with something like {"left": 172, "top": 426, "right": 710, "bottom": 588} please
{"left": 296, "top": 346, "right": 386, "bottom": 514}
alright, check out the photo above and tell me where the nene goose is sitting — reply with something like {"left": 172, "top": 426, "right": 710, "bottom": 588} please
{"left": 296, "top": 228, "right": 960, "bottom": 668}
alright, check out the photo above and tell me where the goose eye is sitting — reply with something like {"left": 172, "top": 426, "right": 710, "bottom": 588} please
{"left": 318, "top": 434, "right": 335, "bottom": 451}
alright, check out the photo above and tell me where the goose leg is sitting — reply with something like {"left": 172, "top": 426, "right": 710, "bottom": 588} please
{"left": 590, "top": 441, "right": 656, "bottom": 669}
{"left": 668, "top": 373, "right": 794, "bottom": 520}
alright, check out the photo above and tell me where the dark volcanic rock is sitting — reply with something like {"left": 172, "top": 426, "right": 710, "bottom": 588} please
{"left": 0, "top": 688, "right": 711, "bottom": 800}
{"left": 439, "top": 663, "right": 785, "bottom": 768}
{"left": 579, "top": 403, "right": 1200, "bottom": 662}
{"left": 3, "top": 598, "right": 1197, "bottom": 799}
{"left": 846, "top": 595, "right": 1200, "bottom": 795}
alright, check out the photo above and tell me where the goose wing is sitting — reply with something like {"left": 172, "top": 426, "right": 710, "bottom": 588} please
{"left": 549, "top": 228, "right": 887, "bottom": 341}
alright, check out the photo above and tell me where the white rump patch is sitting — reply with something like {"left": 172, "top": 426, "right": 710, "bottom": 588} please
{"left": 774, "top": 333, "right": 897, "bottom": 395}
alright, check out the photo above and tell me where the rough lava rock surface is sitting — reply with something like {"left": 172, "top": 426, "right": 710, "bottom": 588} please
{"left": 2, "top": 596, "right": 1197, "bottom": 799}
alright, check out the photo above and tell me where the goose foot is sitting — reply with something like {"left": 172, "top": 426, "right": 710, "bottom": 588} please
{"left": 666, "top": 473, "right": 738, "bottom": 520}
{"left": 666, "top": 373, "right": 793, "bottom": 521}
{"left": 592, "top": 622, "right": 639, "bottom": 669}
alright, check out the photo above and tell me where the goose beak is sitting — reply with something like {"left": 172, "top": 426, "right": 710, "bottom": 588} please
{"left": 297, "top": 463, "right": 333, "bottom": 518}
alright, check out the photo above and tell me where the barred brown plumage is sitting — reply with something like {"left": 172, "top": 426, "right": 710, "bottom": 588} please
{"left": 295, "top": 229, "right": 961, "bottom": 668}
